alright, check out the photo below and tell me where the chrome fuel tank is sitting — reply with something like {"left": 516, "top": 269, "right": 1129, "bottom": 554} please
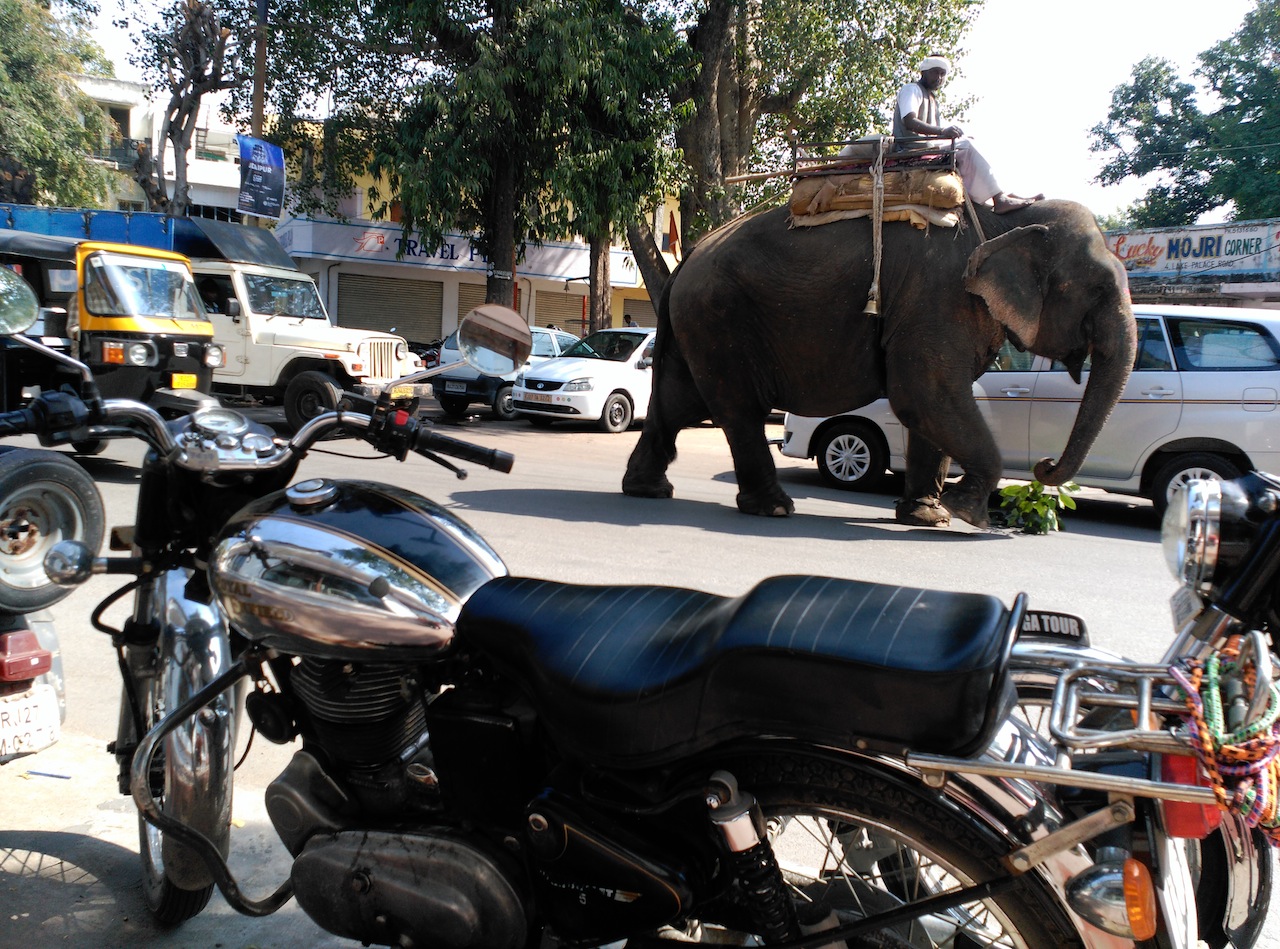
{"left": 209, "top": 479, "right": 507, "bottom": 660}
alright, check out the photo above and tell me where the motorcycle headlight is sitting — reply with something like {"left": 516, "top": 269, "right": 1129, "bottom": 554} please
{"left": 1162, "top": 479, "right": 1220, "bottom": 591}
{"left": 1162, "top": 472, "right": 1280, "bottom": 603}
{"left": 204, "top": 344, "right": 226, "bottom": 369}
{"left": 563, "top": 378, "right": 593, "bottom": 392}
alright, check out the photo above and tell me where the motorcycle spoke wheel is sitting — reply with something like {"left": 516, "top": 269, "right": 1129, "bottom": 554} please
{"left": 638, "top": 757, "right": 1083, "bottom": 948}
{"left": 129, "top": 682, "right": 215, "bottom": 925}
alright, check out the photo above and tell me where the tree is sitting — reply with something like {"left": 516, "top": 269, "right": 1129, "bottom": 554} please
{"left": 625, "top": 0, "right": 975, "bottom": 300}
{"left": 670, "top": 0, "right": 976, "bottom": 242}
{"left": 0, "top": 0, "right": 116, "bottom": 206}
{"left": 121, "top": 0, "right": 249, "bottom": 216}
{"left": 1090, "top": 0, "right": 1280, "bottom": 227}
{"left": 221, "top": 0, "right": 688, "bottom": 311}
{"left": 543, "top": 0, "right": 690, "bottom": 332}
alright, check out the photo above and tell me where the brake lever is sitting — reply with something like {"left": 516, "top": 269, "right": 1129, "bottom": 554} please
{"left": 419, "top": 450, "right": 468, "bottom": 480}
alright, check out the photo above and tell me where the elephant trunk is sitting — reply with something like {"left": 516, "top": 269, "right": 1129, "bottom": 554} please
{"left": 1033, "top": 306, "right": 1137, "bottom": 486}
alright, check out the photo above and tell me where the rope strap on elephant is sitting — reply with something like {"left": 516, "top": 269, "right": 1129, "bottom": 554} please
{"left": 864, "top": 137, "right": 887, "bottom": 316}
{"left": 1171, "top": 637, "right": 1280, "bottom": 843}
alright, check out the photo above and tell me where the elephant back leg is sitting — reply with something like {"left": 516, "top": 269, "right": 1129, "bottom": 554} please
{"left": 721, "top": 414, "right": 795, "bottom": 516}
{"left": 623, "top": 337, "right": 709, "bottom": 499}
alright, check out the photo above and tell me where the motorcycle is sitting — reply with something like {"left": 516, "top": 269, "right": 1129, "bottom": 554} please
{"left": 0, "top": 263, "right": 1273, "bottom": 947}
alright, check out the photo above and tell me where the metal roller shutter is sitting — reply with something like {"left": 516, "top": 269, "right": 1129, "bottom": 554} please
{"left": 623, "top": 298, "right": 657, "bottom": 328}
{"left": 536, "top": 291, "right": 588, "bottom": 336}
{"left": 337, "top": 273, "right": 443, "bottom": 342}
{"left": 457, "top": 283, "right": 486, "bottom": 320}
{"left": 458, "top": 283, "right": 523, "bottom": 321}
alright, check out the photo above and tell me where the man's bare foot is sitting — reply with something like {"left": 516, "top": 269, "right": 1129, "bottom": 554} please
{"left": 992, "top": 192, "right": 1044, "bottom": 213}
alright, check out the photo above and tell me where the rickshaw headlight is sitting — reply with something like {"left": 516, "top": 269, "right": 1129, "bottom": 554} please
{"left": 102, "top": 340, "right": 157, "bottom": 366}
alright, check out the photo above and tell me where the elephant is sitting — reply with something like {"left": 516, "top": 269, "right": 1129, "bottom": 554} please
{"left": 621, "top": 199, "right": 1136, "bottom": 528}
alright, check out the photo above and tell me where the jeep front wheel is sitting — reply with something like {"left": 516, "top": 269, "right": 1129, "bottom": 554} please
{"left": 284, "top": 371, "right": 342, "bottom": 432}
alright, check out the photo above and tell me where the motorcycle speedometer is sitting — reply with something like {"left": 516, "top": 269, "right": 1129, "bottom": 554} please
{"left": 191, "top": 406, "right": 250, "bottom": 438}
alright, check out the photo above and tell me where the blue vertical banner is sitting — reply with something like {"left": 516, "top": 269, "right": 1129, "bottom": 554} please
{"left": 236, "top": 135, "right": 286, "bottom": 220}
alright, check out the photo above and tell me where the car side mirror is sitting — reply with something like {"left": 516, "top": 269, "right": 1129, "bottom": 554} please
{"left": 637, "top": 357, "right": 652, "bottom": 369}
{"left": 226, "top": 298, "right": 241, "bottom": 322}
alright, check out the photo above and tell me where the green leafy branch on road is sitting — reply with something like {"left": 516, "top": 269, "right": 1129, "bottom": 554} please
{"left": 998, "top": 481, "right": 1080, "bottom": 534}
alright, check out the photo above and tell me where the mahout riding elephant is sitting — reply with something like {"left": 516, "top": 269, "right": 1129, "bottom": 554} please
{"left": 621, "top": 199, "right": 1136, "bottom": 528}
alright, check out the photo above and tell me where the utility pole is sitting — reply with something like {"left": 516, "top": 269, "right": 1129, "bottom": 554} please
{"left": 251, "top": 0, "right": 267, "bottom": 139}
{"left": 249, "top": 0, "right": 268, "bottom": 226}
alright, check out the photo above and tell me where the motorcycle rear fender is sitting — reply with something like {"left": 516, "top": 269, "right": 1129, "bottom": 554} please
{"left": 147, "top": 567, "right": 241, "bottom": 890}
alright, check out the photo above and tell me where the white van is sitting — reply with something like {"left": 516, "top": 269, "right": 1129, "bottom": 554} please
{"left": 780, "top": 304, "right": 1280, "bottom": 514}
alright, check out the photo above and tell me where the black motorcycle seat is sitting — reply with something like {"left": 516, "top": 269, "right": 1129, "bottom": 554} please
{"left": 457, "top": 574, "right": 1017, "bottom": 766}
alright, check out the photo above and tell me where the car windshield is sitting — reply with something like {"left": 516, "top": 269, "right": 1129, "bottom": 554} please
{"left": 242, "top": 274, "right": 329, "bottom": 319}
{"left": 83, "top": 253, "right": 206, "bottom": 321}
{"left": 561, "top": 330, "right": 645, "bottom": 361}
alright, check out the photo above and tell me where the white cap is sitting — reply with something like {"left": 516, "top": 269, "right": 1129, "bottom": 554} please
{"left": 919, "top": 56, "right": 951, "bottom": 73}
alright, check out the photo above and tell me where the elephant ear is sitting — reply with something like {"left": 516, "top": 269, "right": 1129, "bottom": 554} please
{"left": 963, "top": 224, "right": 1051, "bottom": 348}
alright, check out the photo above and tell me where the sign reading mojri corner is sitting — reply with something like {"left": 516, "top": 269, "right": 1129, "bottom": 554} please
{"left": 1104, "top": 219, "right": 1280, "bottom": 282}
{"left": 236, "top": 136, "right": 286, "bottom": 221}
{"left": 273, "top": 217, "right": 641, "bottom": 287}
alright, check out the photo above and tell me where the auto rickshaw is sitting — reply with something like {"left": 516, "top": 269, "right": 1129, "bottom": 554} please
{"left": 0, "top": 230, "right": 223, "bottom": 413}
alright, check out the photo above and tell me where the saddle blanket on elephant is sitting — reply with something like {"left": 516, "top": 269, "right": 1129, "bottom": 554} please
{"left": 788, "top": 168, "right": 964, "bottom": 230}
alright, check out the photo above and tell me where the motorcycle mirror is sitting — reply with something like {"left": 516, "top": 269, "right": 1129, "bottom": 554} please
{"left": 0, "top": 267, "right": 40, "bottom": 336}
{"left": 457, "top": 305, "right": 533, "bottom": 376}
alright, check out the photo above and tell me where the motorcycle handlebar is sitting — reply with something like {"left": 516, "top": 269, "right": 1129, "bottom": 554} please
{"left": 413, "top": 427, "right": 515, "bottom": 474}
{"left": 0, "top": 408, "right": 35, "bottom": 437}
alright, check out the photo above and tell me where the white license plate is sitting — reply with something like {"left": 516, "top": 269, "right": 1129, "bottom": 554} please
{"left": 0, "top": 683, "right": 60, "bottom": 758}
{"left": 524, "top": 391, "right": 553, "bottom": 403}
{"left": 444, "top": 381, "right": 467, "bottom": 393}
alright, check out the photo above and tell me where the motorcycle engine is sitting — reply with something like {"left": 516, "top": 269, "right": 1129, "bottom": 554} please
{"left": 286, "top": 657, "right": 437, "bottom": 815}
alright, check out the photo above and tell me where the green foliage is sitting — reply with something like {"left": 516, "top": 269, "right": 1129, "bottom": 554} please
{"left": 0, "top": 0, "right": 116, "bottom": 206}
{"left": 1090, "top": 0, "right": 1280, "bottom": 225}
{"left": 998, "top": 481, "right": 1080, "bottom": 535}
{"left": 676, "top": 0, "right": 976, "bottom": 239}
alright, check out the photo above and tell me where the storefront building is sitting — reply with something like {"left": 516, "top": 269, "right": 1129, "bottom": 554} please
{"left": 273, "top": 215, "right": 669, "bottom": 345}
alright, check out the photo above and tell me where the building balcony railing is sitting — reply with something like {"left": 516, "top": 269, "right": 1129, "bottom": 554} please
{"left": 90, "top": 138, "right": 145, "bottom": 168}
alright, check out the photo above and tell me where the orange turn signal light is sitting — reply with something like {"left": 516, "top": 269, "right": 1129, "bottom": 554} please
{"left": 1123, "top": 858, "right": 1157, "bottom": 941}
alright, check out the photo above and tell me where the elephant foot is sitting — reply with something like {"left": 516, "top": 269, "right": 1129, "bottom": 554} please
{"left": 736, "top": 487, "right": 795, "bottom": 517}
{"left": 622, "top": 473, "right": 674, "bottom": 499}
{"left": 895, "top": 497, "right": 951, "bottom": 527}
{"left": 940, "top": 487, "right": 991, "bottom": 529}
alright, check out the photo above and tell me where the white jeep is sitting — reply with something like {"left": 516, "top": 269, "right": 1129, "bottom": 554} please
{"left": 193, "top": 259, "right": 425, "bottom": 430}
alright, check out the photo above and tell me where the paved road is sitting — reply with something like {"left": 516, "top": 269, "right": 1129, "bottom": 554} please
{"left": 0, "top": 409, "right": 1273, "bottom": 947}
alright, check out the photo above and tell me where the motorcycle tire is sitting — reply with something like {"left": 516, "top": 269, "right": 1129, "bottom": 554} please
{"left": 120, "top": 680, "right": 216, "bottom": 925}
{"left": 0, "top": 447, "right": 104, "bottom": 612}
{"left": 665, "top": 751, "right": 1085, "bottom": 947}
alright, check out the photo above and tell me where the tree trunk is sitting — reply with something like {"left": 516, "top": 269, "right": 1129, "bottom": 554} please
{"left": 485, "top": 153, "right": 517, "bottom": 308}
{"left": 588, "top": 228, "right": 610, "bottom": 333}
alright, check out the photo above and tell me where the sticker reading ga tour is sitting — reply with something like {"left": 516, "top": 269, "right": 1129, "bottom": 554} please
{"left": 1020, "top": 610, "right": 1088, "bottom": 643}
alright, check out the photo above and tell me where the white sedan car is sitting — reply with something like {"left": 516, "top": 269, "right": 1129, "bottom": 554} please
{"left": 513, "top": 328, "right": 657, "bottom": 432}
